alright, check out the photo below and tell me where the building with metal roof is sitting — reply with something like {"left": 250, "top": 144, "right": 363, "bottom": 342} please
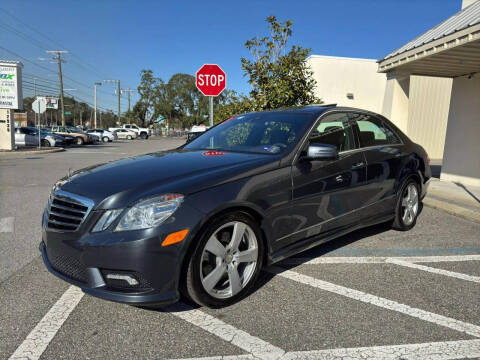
{"left": 378, "top": 0, "right": 480, "bottom": 187}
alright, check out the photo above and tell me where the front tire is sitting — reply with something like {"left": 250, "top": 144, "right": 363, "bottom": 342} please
{"left": 140, "top": 133, "right": 148, "bottom": 139}
{"left": 103, "top": 136, "right": 109, "bottom": 143}
{"left": 41, "top": 139, "right": 51, "bottom": 147}
{"left": 127, "top": 135, "right": 132, "bottom": 140}
{"left": 392, "top": 180, "right": 420, "bottom": 231}
{"left": 184, "top": 212, "right": 264, "bottom": 308}
{"left": 76, "top": 137, "right": 84, "bottom": 145}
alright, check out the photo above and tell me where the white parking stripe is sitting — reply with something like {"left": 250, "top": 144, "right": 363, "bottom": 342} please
{"left": 0, "top": 217, "right": 14, "bottom": 233}
{"left": 281, "top": 339, "right": 480, "bottom": 360}
{"left": 268, "top": 267, "right": 480, "bottom": 338}
{"left": 170, "top": 339, "right": 480, "bottom": 360}
{"left": 387, "top": 258, "right": 480, "bottom": 283}
{"left": 166, "top": 302, "right": 285, "bottom": 360}
{"left": 281, "top": 254, "right": 480, "bottom": 265}
{"left": 8, "top": 286, "right": 84, "bottom": 360}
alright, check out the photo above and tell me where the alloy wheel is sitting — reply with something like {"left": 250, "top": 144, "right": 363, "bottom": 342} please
{"left": 401, "top": 183, "right": 418, "bottom": 226}
{"left": 199, "top": 221, "right": 259, "bottom": 299}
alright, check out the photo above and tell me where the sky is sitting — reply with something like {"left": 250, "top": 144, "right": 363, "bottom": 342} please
{"left": 1, "top": 0, "right": 461, "bottom": 113}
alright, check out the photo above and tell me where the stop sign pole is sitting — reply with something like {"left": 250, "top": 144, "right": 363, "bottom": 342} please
{"left": 195, "top": 64, "right": 226, "bottom": 127}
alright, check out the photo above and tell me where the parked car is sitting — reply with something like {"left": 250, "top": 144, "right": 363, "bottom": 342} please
{"left": 86, "top": 129, "right": 115, "bottom": 142}
{"left": 187, "top": 131, "right": 205, "bottom": 143}
{"left": 15, "top": 127, "right": 64, "bottom": 147}
{"left": 109, "top": 124, "right": 150, "bottom": 139}
{"left": 113, "top": 128, "right": 137, "bottom": 140}
{"left": 50, "top": 126, "right": 92, "bottom": 145}
{"left": 66, "top": 126, "right": 99, "bottom": 143}
{"left": 40, "top": 106, "right": 431, "bottom": 308}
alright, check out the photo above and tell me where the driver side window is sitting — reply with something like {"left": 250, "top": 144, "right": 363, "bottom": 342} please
{"left": 308, "top": 112, "right": 357, "bottom": 152}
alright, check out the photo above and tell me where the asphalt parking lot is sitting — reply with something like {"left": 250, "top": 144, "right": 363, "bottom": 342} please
{"left": 1, "top": 137, "right": 480, "bottom": 360}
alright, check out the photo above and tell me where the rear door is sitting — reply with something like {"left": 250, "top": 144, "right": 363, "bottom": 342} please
{"left": 350, "top": 112, "right": 405, "bottom": 217}
{"left": 278, "top": 112, "right": 368, "bottom": 250}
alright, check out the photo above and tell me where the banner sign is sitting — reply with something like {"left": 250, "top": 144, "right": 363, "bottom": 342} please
{"left": 0, "top": 61, "right": 23, "bottom": 110}
{"left": 45, "top": 97, "right": 58, "bottom": 109}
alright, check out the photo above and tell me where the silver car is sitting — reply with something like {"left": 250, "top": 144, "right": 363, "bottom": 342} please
{"left": 15, "top": 127, "right": 63, "bottom": 147}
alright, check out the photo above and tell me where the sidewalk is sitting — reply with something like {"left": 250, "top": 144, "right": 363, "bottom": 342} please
{"left": 423, "top": 178, "right": 480, "bottom": 223}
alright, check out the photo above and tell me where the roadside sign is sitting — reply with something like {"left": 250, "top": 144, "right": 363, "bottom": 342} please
{"left": 195, "top": 64, "right": 226, "bottom": 97}
{"left": 45, "top": 97, "right": 58, "bottom": 109}
{"left": 65, "top": 111, "right": 72, "bottom": 115}
{"left": 32, "top": 97, "right": 46, "bottom": 114}
{"left": 0, "top": 61, "right": 23, "bottom": 110}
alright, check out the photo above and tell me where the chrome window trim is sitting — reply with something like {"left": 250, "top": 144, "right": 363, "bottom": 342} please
{"left": 45, "top": 190, "right": 94, "bottom": 232}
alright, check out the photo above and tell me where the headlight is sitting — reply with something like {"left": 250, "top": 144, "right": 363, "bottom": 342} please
{"left": 92, "top": 209, "right": 123, "bottom": 232}
{"left": 114, "top": 194, "right": 183, "bottom": 232}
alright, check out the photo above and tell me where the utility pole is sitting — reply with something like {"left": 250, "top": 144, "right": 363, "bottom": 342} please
{"left": 104, "top": 79, "right": 121, "bottom": 122}
{"left": 94, "top": 82, "right": 102, "bottom": 128}
{"left": 121, "top": 88, "right": 135, "bottom": 124}
{"left": 46, "top": 50, "right": 68, "bottom": 126}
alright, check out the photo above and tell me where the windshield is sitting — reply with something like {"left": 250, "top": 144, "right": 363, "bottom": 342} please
{"left": 184, "top": 112, "right": 314, "bottom": 154}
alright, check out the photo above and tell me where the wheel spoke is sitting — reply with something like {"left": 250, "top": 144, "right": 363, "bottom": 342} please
{"left": 402, "top": 197, "right": 408, "bottom": 207}
{"left": 234, "top": 247, "right": 258, "bottom": 263}
{"left": 202, "top": 264, "right": 227, "bottom": 292}
{"left": 205, "top": 235, "right": 227, "bottom": 258}
{"left": 228, "top": 222, "right": 246, "bottom": 251}
{"left": 402, "top": 208, "right": 409, "bottom": 223}
{"left": 228, "top": 265, "right": 242, "bottom": 296}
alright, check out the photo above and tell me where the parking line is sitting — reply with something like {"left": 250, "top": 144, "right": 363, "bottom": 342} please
{"left": 171, "top": 339, "right": 480, "bottom": 360}
{"left": 281, "top": 254, "right": 480, "bottom": 265}
{"left": 165, "top": 302, "right": 285, "bottom": 360}
{"left": 8, "top": 286, "right": 84, "bottom": 360}
{"left": 387, "top": 258, "right": 480, "bottom": 283}
{"left": 268, "top": 267, "right": 480, "bottom": 338}
{"left": 0, "top": 217, "right": 14, "bottom": 233}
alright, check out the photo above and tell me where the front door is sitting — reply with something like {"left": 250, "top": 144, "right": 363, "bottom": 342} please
{"left": 274, "top": 112, "right": 368, "bottom": 251}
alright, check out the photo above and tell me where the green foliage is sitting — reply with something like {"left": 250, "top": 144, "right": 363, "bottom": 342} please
{"left": 241, "top": 15, "right": 321, "bottom": 110}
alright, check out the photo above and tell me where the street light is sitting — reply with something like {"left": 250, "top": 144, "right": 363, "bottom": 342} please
{"left": 94, "top": 82, "right": 102, "bottom": 128}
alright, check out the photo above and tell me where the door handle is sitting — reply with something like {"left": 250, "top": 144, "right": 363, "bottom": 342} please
{"left": 351, "top": 161, "right": 365, "bottom": 169}
{"left": 335, "top": 175, "right": 344, "bottom": 182}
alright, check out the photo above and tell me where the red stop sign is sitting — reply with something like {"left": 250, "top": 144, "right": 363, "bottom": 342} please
{"left": 195, "top": 64, "right": 226, "bottom": 96}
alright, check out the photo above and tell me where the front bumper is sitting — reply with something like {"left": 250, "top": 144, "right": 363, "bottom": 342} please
{"left": 40, "top": 242, "right": 179, "bottom": 305}
{"left": 40, "top": 202, "right": 205, "bottom": 306}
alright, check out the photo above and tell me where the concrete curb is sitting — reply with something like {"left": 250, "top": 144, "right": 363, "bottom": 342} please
{"left": 0, "top": 147, "right": 65, "bottom": 156}
{"left": 423, "top": 197, "right": 480, "bottom": 224}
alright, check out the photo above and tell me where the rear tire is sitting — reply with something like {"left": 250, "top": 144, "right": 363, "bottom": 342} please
{"left": 76, "top": 137, "right": 84, "bottom": 145}
{"left": 127, "top": 135, "right": 132, "bottom": 140}
{"left": 103, "top": 136, "right": 109, "bottom": 143}
{"left": 41, "top": 139, "right": 50, "bottom": 147}
{"left": 392, "top": 179, "right": 420, "bottom": 231}
{"left": 183, "top": 212, "right": 264, "bottom": 308}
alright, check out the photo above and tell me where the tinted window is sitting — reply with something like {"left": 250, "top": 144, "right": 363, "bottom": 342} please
{"left": 185, "top": 112, "right": 314, "bottom": 154}
{"left": 351, "top": 113, "right": 401, "bottom": 147}
{"left": 307, "top": 112, "right": 357, "bottom": 152}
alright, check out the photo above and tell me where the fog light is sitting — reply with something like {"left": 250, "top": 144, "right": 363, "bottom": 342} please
{"left": 105, "top": 273, "right": 139, "bottom": 286}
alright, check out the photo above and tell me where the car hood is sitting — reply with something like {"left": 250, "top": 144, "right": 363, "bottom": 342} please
{"left": 58, "top": 149, "right": 280, "bottom": 209}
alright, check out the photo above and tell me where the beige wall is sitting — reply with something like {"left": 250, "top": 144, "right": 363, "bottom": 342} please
{"left": 307, "top": 55, "right": 387, "bottom": 113}
{"left": 441, "top": 76, "right": 480, "bottom": 187}
{"left": 381, "top": 74, "right": 410, "bottom": 133}
{"left": 407, "top": 75, "right": 453, "bottom": 159}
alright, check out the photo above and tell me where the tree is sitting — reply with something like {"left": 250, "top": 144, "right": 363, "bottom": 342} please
{"left": 241, "top": 15, "right": 320, "bottom": 110}
{"left": 135, "top": 69, "right": 164, "bottom": 126}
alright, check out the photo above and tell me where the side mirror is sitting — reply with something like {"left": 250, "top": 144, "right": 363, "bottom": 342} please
{"left": 304, "top": 143, "right": 338, "bottom": 161}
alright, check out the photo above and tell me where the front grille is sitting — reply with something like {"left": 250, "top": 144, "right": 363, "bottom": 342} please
{"left": 46, "top": 190, "right": 94, "bottom": 232}
{"left": 47, "top": 248, "right": 89, "bottom": 284}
